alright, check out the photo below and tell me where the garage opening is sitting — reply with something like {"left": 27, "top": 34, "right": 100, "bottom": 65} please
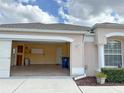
{"left": 10, "top": 41, "right": 70, "bottom": 76}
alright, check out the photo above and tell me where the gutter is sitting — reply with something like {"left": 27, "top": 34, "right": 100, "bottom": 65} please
{"left": 0, "top": 27, "right": 87, "bottom": 35}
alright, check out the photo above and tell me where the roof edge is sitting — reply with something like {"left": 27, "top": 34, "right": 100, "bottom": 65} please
{"left": 0, "top": 27, "right": 87, "bottom": 34}
{"left": 92, "top": 23, "right": 124, "bottom": 31}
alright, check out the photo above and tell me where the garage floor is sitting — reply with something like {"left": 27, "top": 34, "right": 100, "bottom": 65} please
{"left": 11, "top": 64, "right": 70, "bottom": 76}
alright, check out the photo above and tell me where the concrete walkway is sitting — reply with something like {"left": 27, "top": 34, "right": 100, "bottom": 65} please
{"left": 1, "top": 77, "right": 124, "bottom": 93}
{"left": 0, "top": 77, "right": 81, "bottom": 93}
{"left": 79, "top": 86, "right": 124, "bottom": 93}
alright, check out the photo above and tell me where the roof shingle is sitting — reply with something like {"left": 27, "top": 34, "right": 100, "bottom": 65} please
{"left": 0, "top": 23, "right": 90, "bottom": 31}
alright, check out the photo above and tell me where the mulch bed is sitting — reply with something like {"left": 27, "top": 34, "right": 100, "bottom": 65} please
{"left": 75, "top": 77, "right": 124, "bottom": 86}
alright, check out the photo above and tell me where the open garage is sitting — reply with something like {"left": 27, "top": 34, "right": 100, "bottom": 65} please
{"left": 11, "top": 41, "right": 70, "bottom": 76}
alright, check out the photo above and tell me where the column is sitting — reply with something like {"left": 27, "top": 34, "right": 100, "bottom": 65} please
{"left": 70, "top": 41, "right": 84, "bottom": 76}
{"left": 98, "top": 44, "right": 105, "bottom": 72}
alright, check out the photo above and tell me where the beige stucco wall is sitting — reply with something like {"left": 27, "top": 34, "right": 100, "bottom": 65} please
{"left": 95, "top": 28, "right": 124, "bottom": 44}
{"left": 70, "top": 35, "right": 84, "bottom": 75}
{"left": 84, "top": 42, "right": 98, "bottom": 76}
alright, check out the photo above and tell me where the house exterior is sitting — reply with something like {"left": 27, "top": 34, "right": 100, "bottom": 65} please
{"left": 0, "top": 22, "right": 123, "bottom": 78}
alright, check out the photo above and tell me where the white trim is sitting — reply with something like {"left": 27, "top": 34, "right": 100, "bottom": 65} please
{"left": 0, "top": 27, "right": 86, "bottom": 35}
{"left": 105, "top": 32, "right": 124, "bottom": 37}
{"left": 0, "top": 34, "right": 74, "bottom": 42}
{"left": 104, "top": 66, "right": 118, "bottom": 68}
{"left": 84, "top": 35, "right": 95, "bottom": 42}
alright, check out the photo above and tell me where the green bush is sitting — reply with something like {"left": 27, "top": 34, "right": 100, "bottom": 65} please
{"left": 96, "top": 72, "right": 107, "bottom": 78}
{"left": 101, "top": 68, "right": 124, "bottom": 83}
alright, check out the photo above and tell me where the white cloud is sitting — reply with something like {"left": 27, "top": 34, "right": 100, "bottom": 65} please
{"left": 54, "top": 0, "right": 63, "bottom": 4}
{"left": 0, "top": 0, "right": 58, "bottom": 24}
{"left": 88, "top": 9, "right": 122, "bottom": 25}
{"left": 57, "top": 0, "right": 124, "bottom": 26}
{"left": 17, "top": 0, "right": 36, "bottom": 3}
{"left": 58, "top": 7, "right": 82, "bottom": 25}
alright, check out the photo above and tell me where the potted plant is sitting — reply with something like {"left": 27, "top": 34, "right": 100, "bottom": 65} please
{"left": 96, "top": 72, "right": 107, "bottom": 84}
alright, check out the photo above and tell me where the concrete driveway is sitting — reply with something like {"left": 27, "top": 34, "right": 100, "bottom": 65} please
{"left": 0, "top": 77, "right": 81, "bottom": 93}
{"left": 79, "top": 86, "right": 124, "bottom": 93}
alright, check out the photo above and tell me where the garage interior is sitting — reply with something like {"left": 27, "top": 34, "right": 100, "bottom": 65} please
{"left": 10, "top": 41, "right": 70, "bottom": 76}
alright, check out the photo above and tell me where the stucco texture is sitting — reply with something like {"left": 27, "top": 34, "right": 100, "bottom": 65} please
{"left": 84, "top": 42, "right": 98, "bottom": 76}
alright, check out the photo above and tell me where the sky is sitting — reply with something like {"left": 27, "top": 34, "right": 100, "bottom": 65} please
{"left": 0, "top": 0, "right": 124, "bottom": 26}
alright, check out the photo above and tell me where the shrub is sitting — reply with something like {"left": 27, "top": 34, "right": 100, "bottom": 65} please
{"left": 96, "top": 72, "right": 107, "bottom": 78}
{"left": 102, "top": 68, "right": 124, "bottom": 83}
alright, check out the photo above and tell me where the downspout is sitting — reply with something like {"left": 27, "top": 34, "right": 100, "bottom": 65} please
{"left": 83, "top": 34, "right": 87, "bottom": 75}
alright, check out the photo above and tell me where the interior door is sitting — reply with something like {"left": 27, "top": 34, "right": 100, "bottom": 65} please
{"left": 11, "top": 48, "right": 17, "bottom": 66}
{"left": 56, "top": 48, "right": 62, "bottom": 65}
{"left": 16, "top": 45, "right": 24, "bottom": 66}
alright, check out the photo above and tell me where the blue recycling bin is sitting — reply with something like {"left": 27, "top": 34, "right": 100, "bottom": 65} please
{"left": 62, "top": 57, "right": 69, "bottom": 69}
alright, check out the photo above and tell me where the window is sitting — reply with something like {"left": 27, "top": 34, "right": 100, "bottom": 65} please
{"left": 104, "top": 40, "right": 122, "bottom": 67}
